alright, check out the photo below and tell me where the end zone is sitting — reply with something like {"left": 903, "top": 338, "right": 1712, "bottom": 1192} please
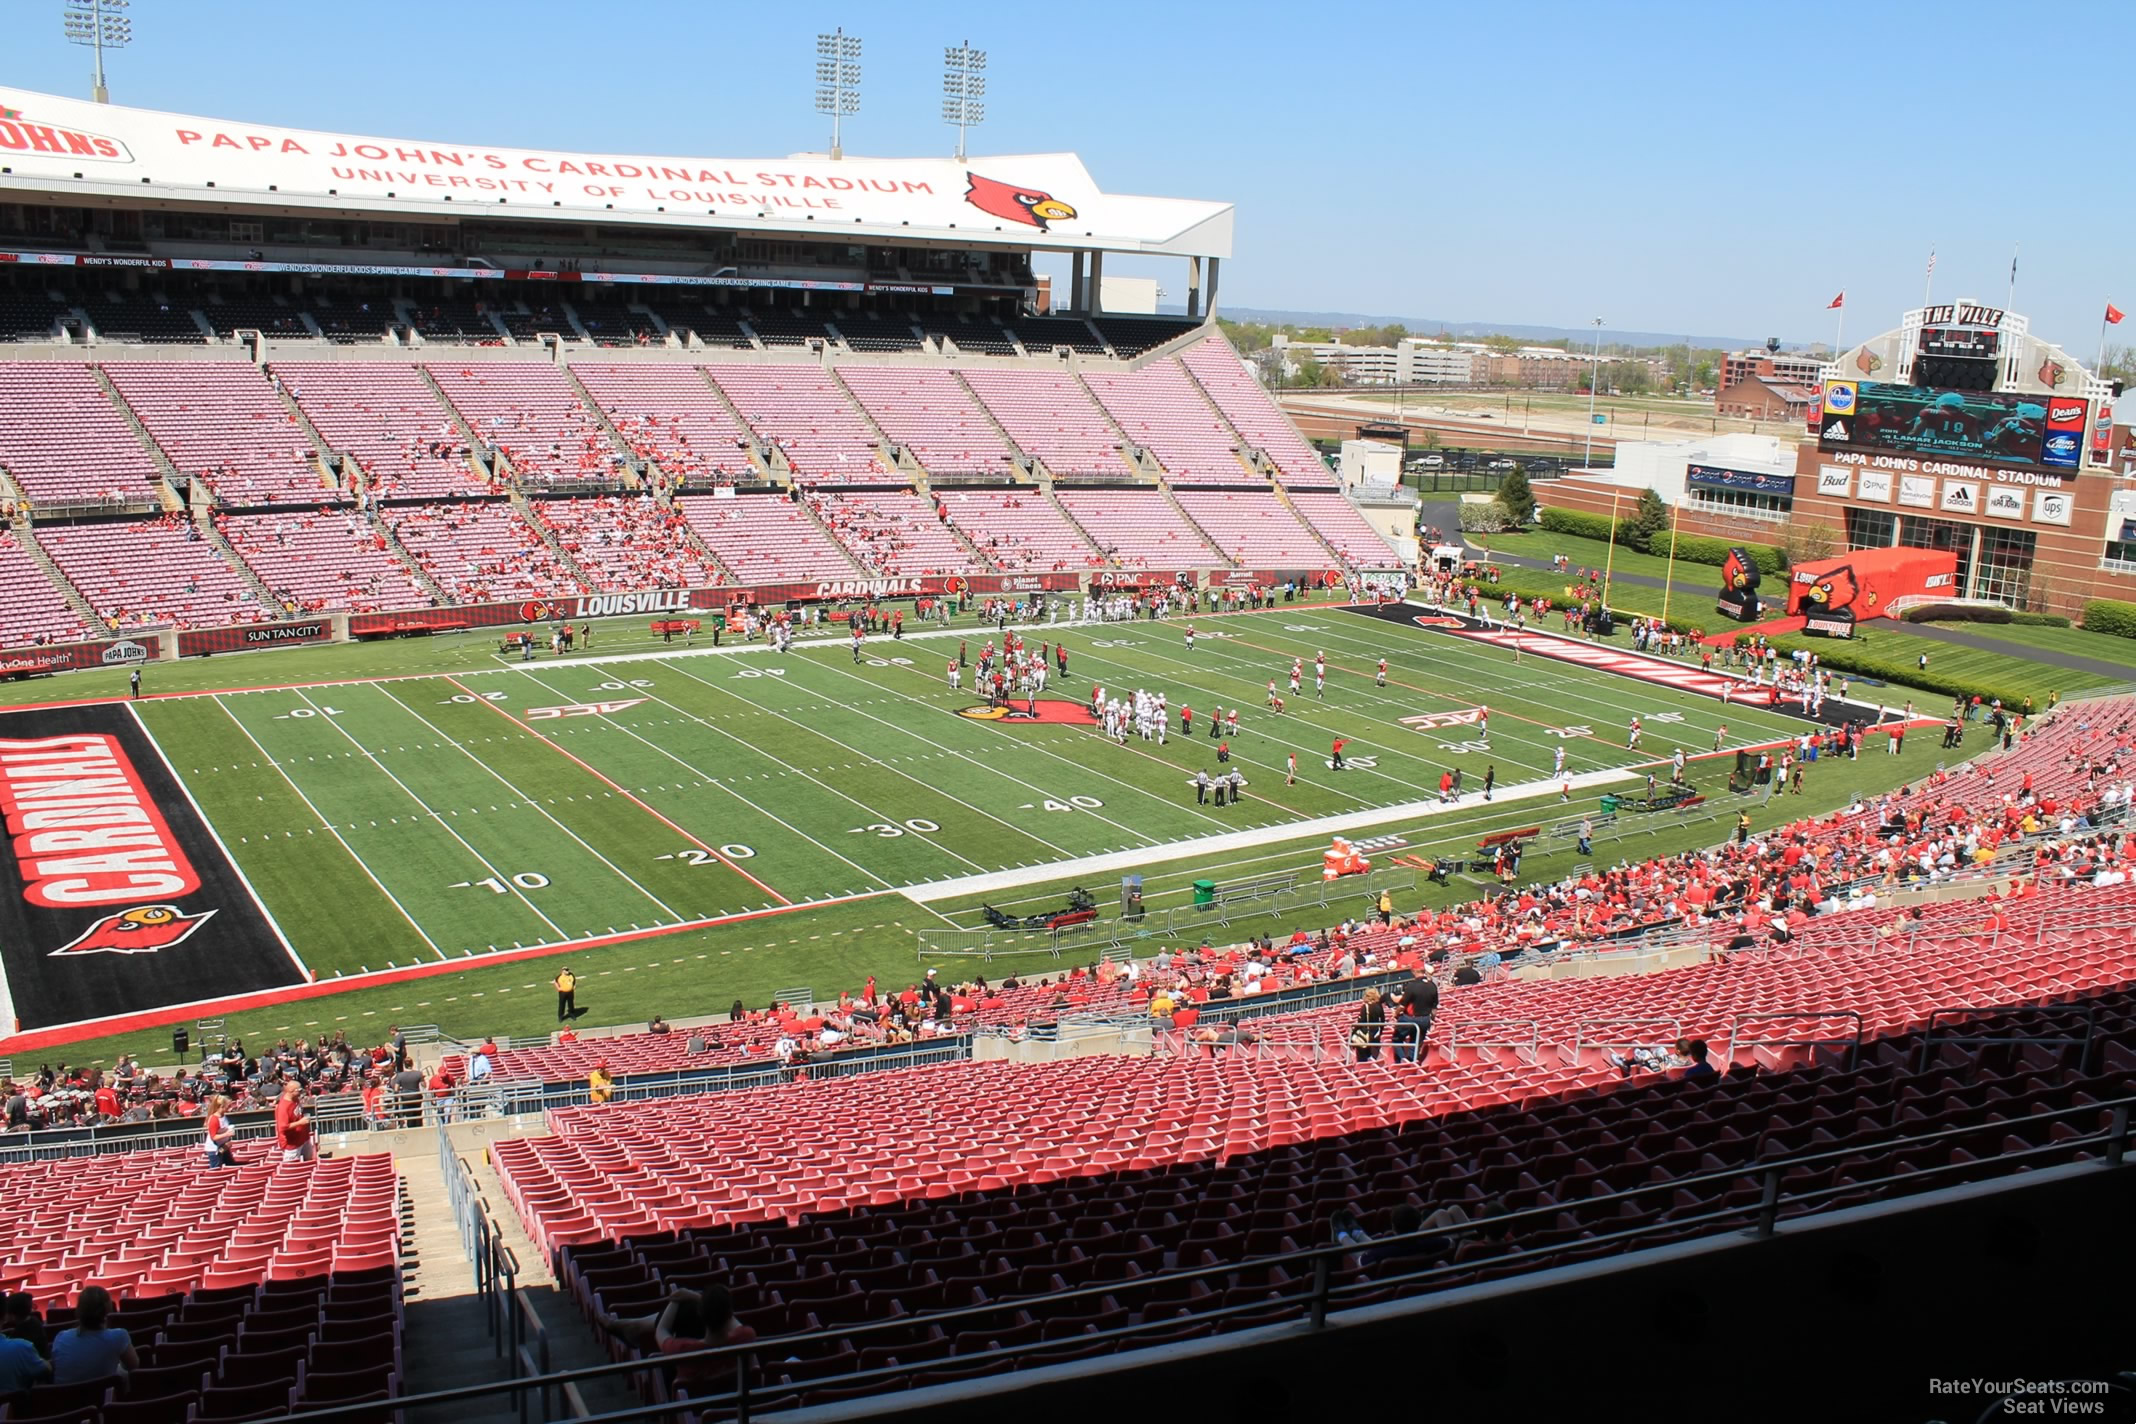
{"left": 0, "top": 703, "right": 304, "bottom": 1037}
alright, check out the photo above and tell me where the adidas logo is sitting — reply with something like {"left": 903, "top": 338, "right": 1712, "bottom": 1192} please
{"left": 1822, "top": 419, "right": 1849, "bottom": 442}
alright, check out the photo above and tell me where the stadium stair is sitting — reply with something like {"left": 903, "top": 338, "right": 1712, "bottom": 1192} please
{"left": 198, "top": 509, "right": 283, "bottom": 611}
{"left": 822, "top": 367, "right": 904, "bottom": 478}
{"left": 1070, "top": 372, "right": 1166, "bottom": 482}
{"left": 559, "top": 364, "right": 649, "bottom": 483}
{"left": 950, "top": 370, "right": 1035, "bottom": 469}
{"left": 413, "top": 366, "right": 493, "bottom": 477}
{"left": 1269, "top": 480, "right": 1354, "bottom": 569}
{"left": 1156, "top": 481, "right": 1237, "bottom": 567}
{"left": 509, "top": 489, "right": 599, "bottom": 587}
{"left": 16, "top": 523, "right": 103, "bottom": 628}
{"left": 84, "top": 364, "right": 188, "bottom": 506}
{"left": 366, "top": 507, "right": 452, "bottom": 605}
{"left": 690, "top": 370, "right": 784, "bottom": 485}
{"left": 792, "top": 493, "right": 871, "bottom": 574}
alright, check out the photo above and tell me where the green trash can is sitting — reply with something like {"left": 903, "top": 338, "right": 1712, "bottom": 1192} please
{"left": 1599, "top": 795, "right": 1619, "bottom": 814}
{"left": 1191, "top": 879, "right": 1217, "bottom": 907}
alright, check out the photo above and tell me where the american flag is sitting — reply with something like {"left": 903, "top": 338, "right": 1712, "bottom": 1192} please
{"left": 1926, "top": 249, "right": 1937, "bottom": 278}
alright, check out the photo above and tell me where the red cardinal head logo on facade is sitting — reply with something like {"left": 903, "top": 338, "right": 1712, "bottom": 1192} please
{"left": 964, "top": 174, "right": 1077, "bottom": 230}
{"left": 49, "top": 904, "right": 217, "bottom": 957}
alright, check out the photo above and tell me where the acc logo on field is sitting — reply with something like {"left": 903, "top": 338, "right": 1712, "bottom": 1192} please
{"left": 1822, "top": 381, "right": 1857, "bottom": 417}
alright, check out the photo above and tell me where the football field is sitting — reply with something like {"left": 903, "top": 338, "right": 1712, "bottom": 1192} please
{"left": 0, "top": 603, "right": 1843, "bottom": 1048}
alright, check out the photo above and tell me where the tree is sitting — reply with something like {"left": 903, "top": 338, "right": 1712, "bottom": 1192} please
{"left": 1483, "top": 333, "right": 1522, "bottom": 355}
{"left": 1496, "top": 465, "right": 1534, "bottom": 525}
{"left": 1628, "top": 487, "right": 1670, "bottom": 552}
{"left": 2100, "top": 343, "right": 2136, "bottom": 386}
{"left": 1782, "top": 521, "right": 1838, "bottom": 566}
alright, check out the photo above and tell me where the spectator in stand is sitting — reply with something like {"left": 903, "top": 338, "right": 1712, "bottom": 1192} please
{"left": 1349, "top": 987, "right": 1387, "bottom": 1062}
{"left": 1390, "top": 996, "right": 1423, "bottom": 1064}
{"left": 48, "top": 1287, "right": 136, "bottom": 1387}
{"left": 201, "top": 1093, "right": 238, "bottom": 1168}
{"left": 589, "top": 1060, "right": 615, "bottom": 1105}
{"left": 597, "top": 1282, "right": 756, "bottom": 1396}
{"left": 0, "top": 1322, "right": 46, "bottom": 1397}
{"left": 1, "top": 1294, "right": 48, "bottom": 1360}
{"left": 273, "top": 1081, "right": 315, "bottom": 1164}
{"left": 1679, "top": 1039, "right": 1719, "bottom": 1085}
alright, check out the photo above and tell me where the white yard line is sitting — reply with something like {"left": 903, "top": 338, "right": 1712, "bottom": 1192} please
{"left": 360, "top": 685, "right": 689, "bottom": 927}
{"left": 607, "top": 661, "right": 1013, "bottom": 873}
{"left": 787, "top": 653, "right": 1255, "bottom": 840}
{"left": 903, "top": 767, "right": 1636, "bottom": 903}
{"left": 502, "top": 664, "right": 922, "bottom": 895}
{"left": 290, "top": 687, "right": 573, "bottom": 942}
{"left": 208, "top": 695, "right": 445, "bottom": 961}
{"left": 665, "top": 656, "right": 1185, "bottom": 851}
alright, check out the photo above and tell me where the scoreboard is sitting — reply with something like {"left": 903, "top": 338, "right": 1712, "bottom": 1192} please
{"left": 1917, "top": 325, "right": 2000, "bottom": 360}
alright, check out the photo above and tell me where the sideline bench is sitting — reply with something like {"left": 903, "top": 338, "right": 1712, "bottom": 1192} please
{"left": 1476, "top": 826, "right": 1540, "bottom": 854}
{"left": 1546, "top": 812, "right": 1616, "bottom": 843}
{"left": 1213, "top": 871, "right": 1297, "bottom": 906}
{"left": 380, "top": 619, "right": 470, "bottom": 638}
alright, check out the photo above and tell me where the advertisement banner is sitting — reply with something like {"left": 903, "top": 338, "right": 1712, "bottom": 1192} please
{"left": 2032, "top": 489, "right": 2074, "bottom": 526}
{"left": 0, "top": 86, "right": 1233, "bottom": 256}
{"left": 1816, "top": 467, "right": 1852, "bottom": 497}
{"left": 0, "top": 637, "right": 149, "bottom": 678}
{"left": 1939, "top": 481, "right": 1981, "bottom": 514}
{"left": 1983, "top": 487, "right": 2026, "bottom": 520}
{"left": 2092, "top": 402, "right": 2116, "bottom": 465}
{"left": 2041, "top": 396, "right": 2088, "bottom": 470}
{"left": 1856, "top": 470, "right": 1893, "bottom": 504}
{"left": 176, "top": 620, "right": 333, "bottom": 657}
{"left": 1898, "top": 475, "right": 1936, "bottom": 508}
{"left": 1823, "top": 382, "right": 2053, "bottom": 467}
{"left": 1687, "top": 464, "right": 1795, "bottom": 496}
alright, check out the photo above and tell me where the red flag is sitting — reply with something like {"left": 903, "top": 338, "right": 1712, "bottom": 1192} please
{"left": 2108, "top": 304, "right": 2126, "bottom": 326}
{"left": 1827, "top": 292, "right": 1845, "bottom": 310}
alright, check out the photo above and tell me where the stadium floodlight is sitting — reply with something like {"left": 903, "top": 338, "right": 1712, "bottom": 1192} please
{"left": 62, "top": 0, "right": 131, "bottom": 104}
{"left": 815, "top": 28, "right": 862, "bottom": 160}
{"left": 942, "top": 41, "right": 986, "bottom": 163}
{"left": 1583, "top": 317, "right": 1604, "bottom": 469}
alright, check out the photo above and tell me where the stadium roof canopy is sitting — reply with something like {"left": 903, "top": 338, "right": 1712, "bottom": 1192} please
{"left": 0, "top": 86, "right": 1234, "bottom": 259}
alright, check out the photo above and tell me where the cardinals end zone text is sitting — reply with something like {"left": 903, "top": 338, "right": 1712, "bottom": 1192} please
{"left": 0, "top": 703, "right": 303, "bottom": 1038}
{"left": 0, "top": 733, "right": 202, "bottom": 908}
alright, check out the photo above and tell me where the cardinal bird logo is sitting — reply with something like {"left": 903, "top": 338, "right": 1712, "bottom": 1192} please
{"left": 2037, "top": 358, "right": 2066, "bottom": 389}
{"left": 964, "top": 174, "right": 1077, "bottom": 230}
{"left": 49, "top": 904, "right": 217, "bottom": 958}
{"left": 1720, "top": 547, "right": 1761, "bottom": 594}
{"left": 1805, "top": 565, "right": 1860, "bottom": 612}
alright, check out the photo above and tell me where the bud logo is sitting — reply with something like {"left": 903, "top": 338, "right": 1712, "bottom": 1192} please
{"left": 527, "top": 699, "right": 646, "bottom": 720}
{"left": 0, "top": 103, "right": 133, "bottom": 164}
{"left": 1398, "top": 709, "right": 1482, "bottom": 731}
{"left": 50, "top": 904, "right": 216, "bottom": 957}
{"left": 1, "top": 734, "right": 200, "bottom": 908}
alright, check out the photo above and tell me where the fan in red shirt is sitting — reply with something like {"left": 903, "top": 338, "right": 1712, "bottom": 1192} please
{"left": 274, "top": 1082, "right": 316, "bottom": 1164}
{"left": 1331, "top": 738, "right": 1349, "bottom": 770}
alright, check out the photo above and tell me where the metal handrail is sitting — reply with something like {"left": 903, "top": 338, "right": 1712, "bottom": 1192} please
{"left": 1725, "top": 1009, "right": 1864, "bottom": 1071}
{"left": 1916, "top": 1001, "right": 2101, "bottom": 1075}
{"left": 282, "top": 1091, "right": 2136, "bottom": 1424}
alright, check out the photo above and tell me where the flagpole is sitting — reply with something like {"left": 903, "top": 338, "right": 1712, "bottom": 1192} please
{"left": 1924, "top": 245, "right": 1936, "bottom": 306}
{"left": 2099, "top": 314, "right": 2109, "bottom": 377}
{"left": 2008, "top": 243, "right": 2018, "bottom": 311}
{"left": 1834, "top": 299, "right": 1845, "bottom": 358}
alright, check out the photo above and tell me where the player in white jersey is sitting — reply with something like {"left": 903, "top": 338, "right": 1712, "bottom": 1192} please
{"left": 1376, "top": 657, "right": 1388, "bottom": 687}
{"left": 1553, "top": 744, "right": 1566, "bottom": 777}
{"left": 948, "top": 660, "right": 961, "bottom": 691}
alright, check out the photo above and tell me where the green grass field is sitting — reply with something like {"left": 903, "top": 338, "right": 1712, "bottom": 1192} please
{"left": 0, "top": 603, "right": 1939, "bottom": 1067}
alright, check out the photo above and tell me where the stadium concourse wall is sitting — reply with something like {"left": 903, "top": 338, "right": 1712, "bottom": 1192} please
{"left": 0, "top": 568, "right": 1365, "bottom": 682}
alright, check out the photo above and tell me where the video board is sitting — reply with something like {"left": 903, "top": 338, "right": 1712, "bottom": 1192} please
{"left": 1818, "top": 380, "right": 2084, "bottom": 469}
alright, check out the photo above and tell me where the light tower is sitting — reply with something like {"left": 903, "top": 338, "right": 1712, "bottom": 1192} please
{"left": 815, "top": 28, "right": 861, "bottom": 160}
{"left": 942, "top": 41, "right": 986, "bottom": 163}
{"left": 62, "top": 0, "right": 131, "bottom": 105}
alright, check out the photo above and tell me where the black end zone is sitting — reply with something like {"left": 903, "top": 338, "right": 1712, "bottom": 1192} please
{"left": 0, "top": 703, "right": 302, "bottom": 1034}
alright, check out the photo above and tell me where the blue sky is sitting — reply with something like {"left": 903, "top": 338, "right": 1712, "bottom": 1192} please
{"left": 9, "top": 0, "right": 2132, "bottom": 347}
